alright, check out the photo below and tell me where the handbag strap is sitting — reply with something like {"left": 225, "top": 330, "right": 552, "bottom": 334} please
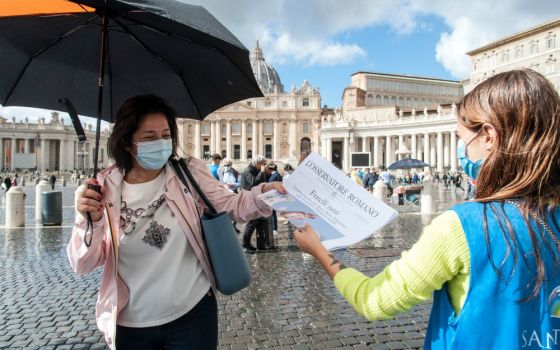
{"left": 170, "top": 157, "right": 218, "bottom": 215}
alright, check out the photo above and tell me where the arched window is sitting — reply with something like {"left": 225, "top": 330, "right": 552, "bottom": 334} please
{"left": 221, "top": 123, "right": 226, "bottom": 135}
{"left": 302, "top": 122, "right": 309, "bottom": 134}
{"left": 390, "top": 96, "right": 397, "bottom": 105}
{"left": 375, "top": 95, "right": 382, "bottom": 105}
{"left": 187, "top": 124, "right": 193, "bottom": 135}
{"left": 282, "top": 122, "right": 288, "bottom": 134}
{"left": 398, "top": 97, "right": 404, "bottom": 106}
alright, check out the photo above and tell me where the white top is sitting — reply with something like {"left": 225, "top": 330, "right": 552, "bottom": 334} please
{"left": 117, "top": 170, "right": 210, "bottom": 327}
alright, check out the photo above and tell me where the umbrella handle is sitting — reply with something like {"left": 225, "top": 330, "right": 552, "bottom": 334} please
{"left": 84, "top": 184, "right": 102, "bottom": 247}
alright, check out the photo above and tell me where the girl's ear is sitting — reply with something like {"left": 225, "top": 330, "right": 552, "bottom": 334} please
{"left": 481, "top": 123, "right": 498, "bottom": 151}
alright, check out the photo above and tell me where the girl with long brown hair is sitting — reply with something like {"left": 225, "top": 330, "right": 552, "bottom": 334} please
{"left": 294, "top": 69, "right": 560, "bottom": 349}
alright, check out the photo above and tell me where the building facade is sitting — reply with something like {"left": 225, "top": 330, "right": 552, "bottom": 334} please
{"left": 321, "top": 72, "right": 463, "bottom": 172}
{"left": 177, "top": 42, "right": 322, "bottom": 165}
{"left": 464, "top": 18, "right": 560, "bottom": 93}
{"left": 0, "top": 112, "right": 110, "bottom": 172}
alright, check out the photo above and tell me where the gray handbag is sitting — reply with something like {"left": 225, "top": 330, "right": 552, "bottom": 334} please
{"left": 171, "top": 158, "right": 251, "bottom": 295}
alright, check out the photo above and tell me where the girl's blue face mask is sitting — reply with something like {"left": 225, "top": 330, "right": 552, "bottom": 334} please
{"left": 133, "top": 138, "right": 172, "bottom": 170}
{"left": 456, "top": 130, "right": 483, "bottom": 179}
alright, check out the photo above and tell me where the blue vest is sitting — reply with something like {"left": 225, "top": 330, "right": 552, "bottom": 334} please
{"left": 426, "top": 201, "right": 560, "bottom": 350}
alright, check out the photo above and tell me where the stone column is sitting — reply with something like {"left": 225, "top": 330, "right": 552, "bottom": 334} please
{"left": 68, "top": 140, "right": 75, "bottom": 170}
{"left": 443, "top": 133, "right": 450, "bottom": 168}
{"left": 428, "top": 135, "right": 435, "bottom": 168}
{"left": 258, "top": 121, "right": 264, "bottom": 156}
{"left": 210, "top": 121, "right": 216, "bottom": 155}
{"left": 10, "top": 138, "right": 16, "bottom": 170}
{"left": 343, "top": 136, "right": 350, "bottom": 172}
{"left": 215, "top": 121, "right": 222, "bottom": 156}
{"left": 373, "top": 136, "right": 380, "bottom": 168}
{"left": 59, "top": 140, "right": 66, "bottom": 171}
{"left": 194, "top": 122, "right": 201, "bottom": 159}
{"left": 252, "top": 120, "right": 258, "bottom": 158}
{"left": 450, "top": 130, "right": 457, "bottom": 171}
{"left": 40, "top": 138, "right": 47, "bottom": 171}
{"left": 326, "top": 137, "right": 333, "bottom": 163}
{"left": 241, "top": 120, "right": 247, "bottom": 161}
{"left": 398, "top": 135, "right": 404, "bottom": 160}
{"left": 362, "top": 136, "right": 370, "bottom": 152}
{"left": 385, "top": 135, "right": 392, "bottom": 167}
{"left": 289, "top": 119, "right": 297, "bottom": 159}
{"left": 437, "top": 132, "right": 444, "bottom": 171}
{"left": 423, "top": 133, "right": 430, "bottom": 165}
{"left": 0, "top": 139, "right": 4, "bottom": 169}
{"left": 24, "top": 139, "right": 30, "bottom": 154}
{"left": 273, "top": 119, "right": 279, "bottom": 160}
{"left": 226, "top": 120, "right": 232, "bottom": 159}
{"left": 321, "top": 135, "right": 327, "bottom": 159}
{"left": 411, "top": 134, "right": 417, "bottom": 160}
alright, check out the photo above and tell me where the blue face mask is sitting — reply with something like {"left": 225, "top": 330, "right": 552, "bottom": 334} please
{"left": 457, "top": 135, "right": 483, "bottom": 179}
{"left": 133, "top": 139, "right": 172, "bottom": 170}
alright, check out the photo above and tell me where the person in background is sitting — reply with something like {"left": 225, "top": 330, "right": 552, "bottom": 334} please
{"left": 50, "top": 174, "right": 56, "bottom": 190}
{"left": 239, "top": 156, "right": 268, "bottom": 251}
{"left": 68, "top": 95, "right": 283, "bottom": 350}
{"left": 207, "top": 153, "right": 222, "bottom": 180}
{"left": 219, "top": 158, "right": 241, "bottom": 233}
{"left": 293, "top": 69, "right": 560, "bottom": 349}
{"left": 380, "top": 169, "right": 393, "bottom": 195}
{"left": 350, "top": 169, "right": 363, "bottom": 186}
{"left": 453, "top": 172, "right": 465, "bottom": 193}
{"left": 356, "top": 168, "right": 364, "bottom": 181}
{"left": 218, "top": 158, "right": 239, "bottom": 192}
{"left": 3, "top": 176, "right": 12, "bottom": 192}
{"left": 283, "top": 163, "right": 294, "bottom": 183}
{"left": 266, "top": 162, "right": 283, "bottom": 235}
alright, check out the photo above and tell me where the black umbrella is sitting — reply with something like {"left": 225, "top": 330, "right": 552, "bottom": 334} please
{"left": 388, "top": 158, "right": 430, "bottom": 170}
{"left": 0, "top": 0, "right": 263, "bottom": 177}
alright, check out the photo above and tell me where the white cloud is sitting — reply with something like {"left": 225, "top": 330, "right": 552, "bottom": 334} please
{"left": 414, "top": 0, "right": 559, "bottom": 78}
{"left": 187, "top": 0, "right": 559, "bottom": 78}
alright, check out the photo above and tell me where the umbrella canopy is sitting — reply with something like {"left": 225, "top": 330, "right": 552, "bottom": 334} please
{"left": 388, "top": 158, "right": 430, "bottom": 170}
{"left": 0, "top": 0, "right": 263, "bottom": 121}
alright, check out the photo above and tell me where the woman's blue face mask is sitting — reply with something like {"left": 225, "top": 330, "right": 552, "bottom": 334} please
{"left": 456, "top": 130, "right": 483, "bottom": 179}
{"left": 133, "top": 138, "right": 172, "bottom": 170}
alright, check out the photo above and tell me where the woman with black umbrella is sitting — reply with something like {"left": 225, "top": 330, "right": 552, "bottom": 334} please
{"left": 68, "top": 95, "right": 285, "bottom": 349}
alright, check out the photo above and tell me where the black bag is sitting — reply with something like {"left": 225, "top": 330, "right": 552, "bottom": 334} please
{"left": 170, "top": 158, "right": 251, "bottom": 295}
{"left": 256, "top": 216, "right": 275, "bottom": 250}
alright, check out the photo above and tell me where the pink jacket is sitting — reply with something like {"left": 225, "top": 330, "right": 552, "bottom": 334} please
{"left": 67, "top": 158, "right": 272, "bottom": 349}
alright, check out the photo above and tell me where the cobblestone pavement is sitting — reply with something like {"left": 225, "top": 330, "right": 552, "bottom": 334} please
{"left": 0, "top": 183, "right": 466, "bottom": 349}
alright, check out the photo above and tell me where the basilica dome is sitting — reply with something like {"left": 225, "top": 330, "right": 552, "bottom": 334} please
{"left": 250, "top": 41, "right": 284, "bottom": 94}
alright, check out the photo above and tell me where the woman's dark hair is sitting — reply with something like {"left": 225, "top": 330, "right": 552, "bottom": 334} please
{"left": 284, "top": 164, "right": 294, "bottom": 172}
{"left": 108, "top": 95, "right": 179, "bottom": 172}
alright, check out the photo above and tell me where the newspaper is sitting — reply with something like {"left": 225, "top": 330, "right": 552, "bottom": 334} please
{"left": 259, "top": 153, "right": 398, "bottom": 250}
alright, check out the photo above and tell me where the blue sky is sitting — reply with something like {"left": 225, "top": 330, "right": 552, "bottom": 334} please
{"left": 274, "top": 14, "right": 455, "bottom": 107}
{"left": 2, "top": 0, "right": 559, "bottom": 122}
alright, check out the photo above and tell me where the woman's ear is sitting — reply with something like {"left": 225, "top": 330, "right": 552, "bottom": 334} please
{"left": 481, "top": 123, "right": 498, "bottom": 150}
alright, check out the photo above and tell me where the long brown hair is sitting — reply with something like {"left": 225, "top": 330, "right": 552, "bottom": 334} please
{"left": 457, "top": 69, "right": 560, "bottom": 299}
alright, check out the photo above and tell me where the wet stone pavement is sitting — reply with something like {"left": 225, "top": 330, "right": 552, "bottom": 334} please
{"left": 0, "top": 183, "right": 467, "bottom": 349}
